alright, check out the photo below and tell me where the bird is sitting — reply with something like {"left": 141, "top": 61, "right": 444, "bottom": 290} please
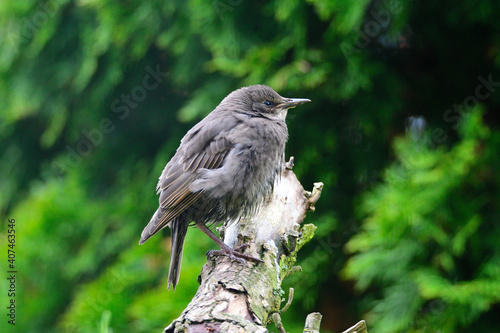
{"left": 139, "top": 85, "right": 310, "bottom": 290}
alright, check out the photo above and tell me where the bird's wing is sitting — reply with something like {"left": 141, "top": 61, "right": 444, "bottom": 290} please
{"left": 140, "top": 131, "right": 232, "bottom": 243}
{"left": 158, "top": 135, "right": 232, "bottom": 207}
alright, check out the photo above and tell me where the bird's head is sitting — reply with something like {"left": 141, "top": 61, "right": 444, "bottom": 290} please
{"left": 220, "top": 85, "right": 310, "bottom": 119}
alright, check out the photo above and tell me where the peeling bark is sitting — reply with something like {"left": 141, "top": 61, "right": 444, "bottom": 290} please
{"left": 165, "top": 158, "right": 327, "bottom": 332}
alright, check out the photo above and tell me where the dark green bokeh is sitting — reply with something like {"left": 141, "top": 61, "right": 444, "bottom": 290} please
{"left": 0, "top": 1, "right": 499, "bottom": 332}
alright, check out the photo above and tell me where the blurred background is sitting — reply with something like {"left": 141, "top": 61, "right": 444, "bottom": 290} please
{"left": 1, "top": 0, "right": 499, "bottom": 332}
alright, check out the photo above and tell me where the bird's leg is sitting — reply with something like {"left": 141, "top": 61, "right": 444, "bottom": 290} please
{"left": 194, "top": 220, "right": 263, "bottom": 263}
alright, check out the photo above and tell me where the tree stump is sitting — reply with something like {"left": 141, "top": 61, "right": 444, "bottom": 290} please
{"left": 164, "top": 157, "right": 323, "bottom": 332}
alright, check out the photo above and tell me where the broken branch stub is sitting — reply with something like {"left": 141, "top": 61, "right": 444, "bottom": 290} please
{"left": 165, "top": 158, "right": 323, "bottom": 332}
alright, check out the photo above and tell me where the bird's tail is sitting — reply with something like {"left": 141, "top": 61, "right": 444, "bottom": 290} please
{"left": 167, "top": 216, "right": 189, "bottom": 290}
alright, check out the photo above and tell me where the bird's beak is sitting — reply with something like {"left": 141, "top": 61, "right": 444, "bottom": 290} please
{"left": 277, "top": 98, "right": 311, "bottom": 109}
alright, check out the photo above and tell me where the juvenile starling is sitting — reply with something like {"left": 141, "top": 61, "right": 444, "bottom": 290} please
{"left": 139, "top": 85, "right": 310, "bottom": 289}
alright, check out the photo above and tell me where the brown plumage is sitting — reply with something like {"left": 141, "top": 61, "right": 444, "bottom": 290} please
{"left": 139, "top": 85, "right": 310, "bottom": 289}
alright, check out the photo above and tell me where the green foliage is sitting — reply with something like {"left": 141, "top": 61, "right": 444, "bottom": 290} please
{"left": 345, "top": 108, "right": 500, "bottom": 332}
{"left": 1, "top": 0, "right": 500, "bottom": 332}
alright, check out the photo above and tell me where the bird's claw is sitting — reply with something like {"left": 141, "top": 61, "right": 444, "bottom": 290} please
{"left": 234, "top": 243, "right": 250, "bottom": 252}
{"left": 208, "top": 244, "right": 263, "bottom": 264}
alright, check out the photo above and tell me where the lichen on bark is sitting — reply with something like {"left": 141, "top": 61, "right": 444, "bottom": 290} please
{"left": 165, "top": 159, "right": 324, "bottom": 333}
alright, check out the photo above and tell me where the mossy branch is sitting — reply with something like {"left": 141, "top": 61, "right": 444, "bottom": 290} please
{"left": 164, "top": 157, "right": 366, "bottom": 333}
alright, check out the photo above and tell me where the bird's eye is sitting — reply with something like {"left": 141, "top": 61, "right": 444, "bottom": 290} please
{"left": 264, "top": 101, "right": 272, "bottom": 106}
